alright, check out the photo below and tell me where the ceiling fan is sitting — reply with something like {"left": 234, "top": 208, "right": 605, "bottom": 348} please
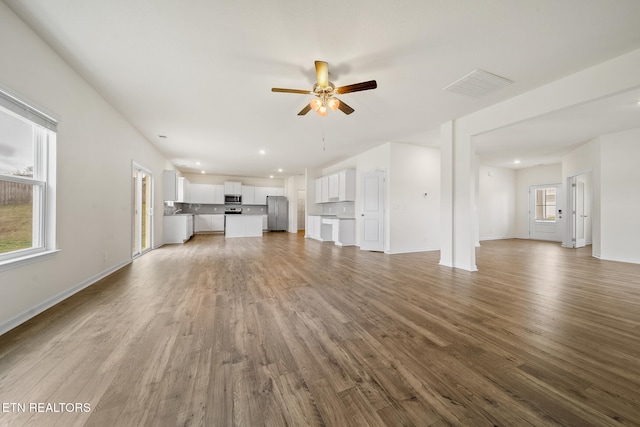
{"left": 271, "top": 60, "right": 377, "bottom": 116}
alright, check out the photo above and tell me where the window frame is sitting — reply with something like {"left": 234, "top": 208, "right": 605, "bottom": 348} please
{"left": 534, "top": 187, "right": 557, "bottom": 223}
{"left": 0, "top": 87, "right": 58, "bottom": 270}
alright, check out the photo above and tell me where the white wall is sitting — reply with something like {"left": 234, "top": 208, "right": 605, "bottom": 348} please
{"left": 514, "top": 164, "right": 562, "bottom": 239}
{"left": 388, "top": 143, "right": 440, "bottom": 253}
{"left": 478, "top": 166, "right": 517, "bottom": 241}
{"left": 0, "top": 4, "right": 172, "bottom": 334}
{"left": 599, "top": 129, "right": 640, "bottom": 264}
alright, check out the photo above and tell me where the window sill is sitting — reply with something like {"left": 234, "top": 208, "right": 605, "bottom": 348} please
{"left": 0, "top": 249, "right": 61, "bottom": 273}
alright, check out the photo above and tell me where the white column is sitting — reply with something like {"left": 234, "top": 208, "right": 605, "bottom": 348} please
{"left": 440, "top": 120, "right": 478, "bottom": 271}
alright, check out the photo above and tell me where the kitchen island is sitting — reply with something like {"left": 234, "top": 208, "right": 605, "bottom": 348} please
{"left": 225, "top": 214, "right": 263, "bottom": 238}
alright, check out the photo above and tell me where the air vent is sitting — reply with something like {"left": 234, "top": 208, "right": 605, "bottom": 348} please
{"left": 443, "top": 69, "right": 513, "bottom": 97}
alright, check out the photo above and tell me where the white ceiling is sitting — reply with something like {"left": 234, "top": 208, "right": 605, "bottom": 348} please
{"left": 5, "top": 0, "right": 640, "bottom": 177}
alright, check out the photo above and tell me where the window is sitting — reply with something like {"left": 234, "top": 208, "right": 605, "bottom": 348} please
{"left": 0, "top": 88, "right": 56, "bottom": 266}
{"left": 535, "top": 187, "right": 556, "bottom": 221}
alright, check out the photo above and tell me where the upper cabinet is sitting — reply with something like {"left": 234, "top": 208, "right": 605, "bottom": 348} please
{"left": 163, "top": 170, "right": 178, "bottom": 201}
{"left": 213, "top": 184, "right": 225, "bottom": 204}
{"left": 177, "top": 177, "right": 190, "bottom": 203}
{"left": 242, "top": 185, "right": 255, "bottom": 205}
{"left": 224, "top": 181, "right": 242, "bottom": 195}
{"left": 254, "top": 186, "right": 284, "bottom": 205}
{"left": 315, "top": 169, "right": 355, "bottom": 203}
{"left": 190, "top": 183, "right": 215, "bottom": 204}
{"left": 338, "top": 169, "right": 356, "bottom": 201}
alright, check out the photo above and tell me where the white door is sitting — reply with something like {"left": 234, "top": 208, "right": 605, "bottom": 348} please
{"left": 572, "top": 180, "right": 587, "bottom": 248}
{"left": 529, "top": 184, "right": 562, "bottom": 241}
{"left": 132, "top": 163, "right": 153, "bottom": 258}
{"left": 360, "top": 171, "right": 385, "bottom": 251}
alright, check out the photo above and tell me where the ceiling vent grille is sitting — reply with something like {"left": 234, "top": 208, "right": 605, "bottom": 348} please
{"left": 443, "top": 69, "right": 513, "bottom": 97}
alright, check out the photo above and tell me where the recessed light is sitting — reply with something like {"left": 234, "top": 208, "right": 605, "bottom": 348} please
{"left": 196, "top": 161, "right": 201, "bottom": 166}
{"left": 278, "top": 168, "right": 283, "bottom": 173}
{"left": 514, "top": 159, "right": 521, "bottom": 164}
{"left": 201, "top": 170, "right": 205, "bottom": 174}
{"left": 269, "top": 175, "right": 274, "bottom": 179}
{"left": 259, "top": 150, "right": 266, "bottom": 155}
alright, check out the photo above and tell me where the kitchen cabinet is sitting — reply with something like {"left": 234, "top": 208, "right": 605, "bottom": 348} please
{"left": 163, "top": 170, "right": 178, "bottom": 201}
{"left": 314, "top": 169, "right": 355, "bottom": 203}
{"left": 213, "top": 184, "right": 225, "bottom": 204}
{"left": 225, "top": 215, "right": 262, "bottom": 238}
{"left": 328, "top": 173, "right": 339, "bottom": 200}
{"left": 164, "top": 215, "right": 193, "bottom": 244}
{"left": 255, "top": 187, "right": 269, "bottom": 205}
{"left": 307, "top": 215, "right": 332, "bottom": 241}
{"left": 308, "top": 215, "right": 355, "bottom": 245}
{"left": 195, "top": 214, "right": 224, "bottom": 232}
{"left": 224, "top": 181, "right": 242, "bottom": 195}
{"left": 315, "top": 179, "right": 322, "bottom": 204}
{"left": 177, "top": 177, "right": 190, "bottom": 202}
{"left": 253, "top": 186, "right": 284, "bottom": 205}
{"left": 190, "top": 184, "right": 216, "bottom": 204}
{"left": 242, "top": 186, "right": 255, "bottom": 205}
{"left": 212, "top": 214, "right": 224, "bottom": 231}
{"left": 262, "top": 214, "right": 268, "bottom": 230}
{"left": 338, "top": 169, "right": 356, "bottom": 201}
{"left": 268, "top": 186, "right": 285, "bottom": 197}
{"left": 323, "top": 217, "right": 356, "bottom": 246}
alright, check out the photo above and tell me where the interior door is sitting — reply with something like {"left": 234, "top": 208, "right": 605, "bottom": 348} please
{"left": 573, "top": 181, "right": 586, "bottom": 248}
{"left": 360, "top": 171, "right": 385, "bottom": 251}
{"left": 132, "top": 163, "right": 153, "bottom": 258}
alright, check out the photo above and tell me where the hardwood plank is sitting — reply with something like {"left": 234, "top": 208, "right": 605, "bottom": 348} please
{"left": 1, "top": 235, "right": 640, "bottom": 425}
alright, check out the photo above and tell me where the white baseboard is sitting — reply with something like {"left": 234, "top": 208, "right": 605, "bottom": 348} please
{"left": 0, "top": 259, "right": 132, "bottom": 336}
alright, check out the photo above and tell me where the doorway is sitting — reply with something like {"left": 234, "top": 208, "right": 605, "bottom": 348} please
{"left": 567, "top": 172, "right": 592, "bottom": 249}
{"left": 297, "top": 189, "right": 306, "bottom": 231}
{"left": 132, "top": 163, "right": 153, "bottom": 258}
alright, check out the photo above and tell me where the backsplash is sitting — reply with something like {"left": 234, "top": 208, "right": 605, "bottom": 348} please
{"left": 322, "top": 201, "right": 355, "bottom": 218}
{"left": 165, "top": 202, "right": 268, "bottom": 215}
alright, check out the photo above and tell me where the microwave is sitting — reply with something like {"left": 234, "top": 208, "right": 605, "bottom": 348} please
{"left": 225, "top": 194, "right": 242, "bottom": 205}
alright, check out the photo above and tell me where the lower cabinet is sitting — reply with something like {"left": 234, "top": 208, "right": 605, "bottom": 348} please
{"left": 307, "top": 216, "right": 354, "bottom": 245}
{"left": 195, "top": 214, "right": 225, "bottom": 232}
{"left": 164, "top": 215, "right": 194, "bottom": 244}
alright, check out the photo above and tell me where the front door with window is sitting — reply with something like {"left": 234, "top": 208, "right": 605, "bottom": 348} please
{"left": 529, "top": 184, "right": 563, "bottom": 241}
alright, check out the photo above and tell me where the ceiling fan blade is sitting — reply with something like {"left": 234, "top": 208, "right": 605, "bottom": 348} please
{"left": 335, "top": 80, "right": 377, "bottom": 94}
{"left": 336, "top": 99, "right": 354, "bottom": 115}
{"left": 315, "top": 61, "right": 329, "bottom": 87}
{"left": 297, "top": 104, "right": 312, "bottom": 116}
{"left": 272, "top": 88, "right": 312, "bottom": 94}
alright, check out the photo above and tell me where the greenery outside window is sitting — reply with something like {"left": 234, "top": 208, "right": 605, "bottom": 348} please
{"left": 0, "top": 88, "right": 56, "bottom": 266}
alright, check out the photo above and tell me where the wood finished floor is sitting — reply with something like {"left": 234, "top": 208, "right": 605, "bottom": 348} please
{"left": 1, "top": 233, "right": 640, "bottom": 426}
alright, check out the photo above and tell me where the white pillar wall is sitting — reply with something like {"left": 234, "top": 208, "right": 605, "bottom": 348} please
{"left": 440, "top": 120, "right": 478, "bottom": 271}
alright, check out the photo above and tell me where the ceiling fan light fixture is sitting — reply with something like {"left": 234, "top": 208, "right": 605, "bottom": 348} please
{"left": 310, "top": 98, "right": 322, "bottom": 111}
{"left": 317, "top": 105, "right": 328, "bottom": 116}
{"left": 327, "top": 97, "right": 340, "bottom": 111}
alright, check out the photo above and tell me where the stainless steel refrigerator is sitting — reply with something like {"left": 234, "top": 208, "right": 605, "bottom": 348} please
{"left": 267, "top": 196, "right": 288, "bottom": 231}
